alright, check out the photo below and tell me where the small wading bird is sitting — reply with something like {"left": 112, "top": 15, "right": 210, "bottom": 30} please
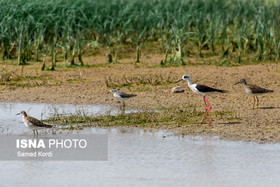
{"left": 235, "top": 79, "right": 273, "bottom": 109}
{"left": 17, "top": 111, "right": 52, "bottom": 136}
{"left": 176, "top": 74, "right": 227, "bottom": 126}
{"left": 109, "top": 89, "right": 137, "bottom": 113}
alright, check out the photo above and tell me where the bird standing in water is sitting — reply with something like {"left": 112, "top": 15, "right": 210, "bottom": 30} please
{"left": 110, "top": 89, "right": 137, "bottom": 113}
{"left": 17, "top": 111, "right": 52, "bottom": 136}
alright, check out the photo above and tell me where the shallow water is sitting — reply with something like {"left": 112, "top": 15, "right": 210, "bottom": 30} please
{"left": 1, "top": 102, "right": 280, "bottom": 187}
{"left": 0, "top": 102, "right": 136, "bottom": 134}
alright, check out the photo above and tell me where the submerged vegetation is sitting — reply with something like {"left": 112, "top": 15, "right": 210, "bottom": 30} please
{"left": 0, "top": 0, "right": 280, "bottom": 68}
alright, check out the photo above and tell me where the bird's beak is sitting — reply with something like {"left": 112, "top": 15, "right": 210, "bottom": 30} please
{"left": 175, "top": 79, "right": 183, "bottom": 83}
{"left": 234, "top": 81, "right": 241, "bottom": 85}
{"left": 16, "top": 113, "right": 20, "bottom": 115}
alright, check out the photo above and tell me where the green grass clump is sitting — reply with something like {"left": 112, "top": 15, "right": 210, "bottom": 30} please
{"left": 45, "top": 105, "right": 239, "bottom": 128}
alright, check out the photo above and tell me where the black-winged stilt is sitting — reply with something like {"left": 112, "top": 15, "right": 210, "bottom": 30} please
{"left": 177, "top": 74, "right": 227, "bottom": 126}
{"left": 235, "top": 79, "right": 273, "bottom": 109}
{"left": 17, "top": 111, "right": 52, "bottom": 136}
{"left": 110, "top": 89, "right": 137, "bottom": 113}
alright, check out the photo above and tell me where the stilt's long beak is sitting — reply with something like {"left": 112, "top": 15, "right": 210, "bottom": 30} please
{"left": 175, "top": 79, "right": 183, "bottom": 83}
{"left": 16, "top": 113, "right": 20, "bottom": 115}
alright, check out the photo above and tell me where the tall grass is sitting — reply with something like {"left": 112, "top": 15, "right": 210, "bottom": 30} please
{"left": 0, "top": 0, "right": 280, "bottom": 68}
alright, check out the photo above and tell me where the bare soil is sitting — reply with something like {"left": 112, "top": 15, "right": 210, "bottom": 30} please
{"left": 0, "top": 55, "right": 279, "bottom": 143}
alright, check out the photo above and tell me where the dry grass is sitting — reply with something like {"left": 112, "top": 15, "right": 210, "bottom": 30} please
{"left": 0, "top": 67, "right": 15, "bottom": 83}
{"left": 105, "top": 74, "right": 177, "bottom": 88}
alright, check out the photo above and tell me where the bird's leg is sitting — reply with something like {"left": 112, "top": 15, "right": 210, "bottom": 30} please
{"left": 205, "top": 97, "right": 212, "bottom": 126}
{"left": 33, "top": 130, "right": 35, "bottom": 136}
{"left": 36, "top": 130, "right": 38, "bottom": 136}
{"left": 256, "top": 96, "right": 259, "bottom": 109}
{"left": 121, "top": 101, "right": 125, "bottom": 114}
{"left": 119, "top": 101, "right": 123, "bottom": 112}
{"left": 201, "top": 96, "right": 208, "bottom": 125}
{"left": 251, "top": 97, "right": 256, "bottom": 110}
{"left": 123, "top": 101, "right": 126, "bottom": 113}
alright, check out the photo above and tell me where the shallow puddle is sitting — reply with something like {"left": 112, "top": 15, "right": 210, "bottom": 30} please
{"left": 0, "top": 102, "right": 135, "bottom": 134}
{"left": 0, "top": 102, "right": 280, "bottom": 186}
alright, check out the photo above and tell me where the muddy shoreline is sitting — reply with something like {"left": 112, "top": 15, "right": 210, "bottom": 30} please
{"left": 0, "top": 57, "right": 279, "bottom": 142}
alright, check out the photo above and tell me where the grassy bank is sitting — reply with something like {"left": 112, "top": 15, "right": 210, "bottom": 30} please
{"left": 44, "top": 105, "right": 239, "bottom": 130}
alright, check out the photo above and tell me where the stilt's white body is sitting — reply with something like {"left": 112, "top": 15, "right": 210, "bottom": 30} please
{"left": 185, "top": 79, "right": 202, "bottom": 95}
{"left": 185, "top": 77, "right": 222, "bottom": 96}
{"left": 179, "top": 74, "right": 226, "bottom": 126}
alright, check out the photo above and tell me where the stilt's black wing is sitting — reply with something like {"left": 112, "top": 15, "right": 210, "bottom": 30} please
{"left": 196, "top": 84, "right": 226, "bottom": 93}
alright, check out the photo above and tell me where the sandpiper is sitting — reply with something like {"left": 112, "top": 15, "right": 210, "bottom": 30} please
{"left": 177, "top": 74, "right": 227, "bottom": 126}
{"left": 109, "top": 89, "right": 137, "bottom": 113}
{"left": 235, "top": 79, "right": 273, "bottom": 109}
{"left": 16, "top": 111, "right": 52, "bottom": 136}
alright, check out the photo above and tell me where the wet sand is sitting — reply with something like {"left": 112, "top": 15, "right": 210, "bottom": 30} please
{"left": 0, "top": 56, "right": 279, "bottom": 142}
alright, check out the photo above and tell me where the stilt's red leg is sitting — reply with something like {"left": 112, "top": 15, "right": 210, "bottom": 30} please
{"left": 201, "top": 96, "right": 208, "bottom": 125}
{"left": 205, "top": 97, "right": 212, "bottom": 126}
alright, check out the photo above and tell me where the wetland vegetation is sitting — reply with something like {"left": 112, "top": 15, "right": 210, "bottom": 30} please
{"left": 1, "top": 0, "right": 280, "bottom": 68}
{"left": 44, "top": 105, "right": 239, "bottom": 128}
{"left": 0, "top": 0, "right": 279, "bottom": 142}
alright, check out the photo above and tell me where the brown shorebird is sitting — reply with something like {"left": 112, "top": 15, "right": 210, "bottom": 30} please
{"left": 109, "top": 89, "right": 137, "bottom": 113}
{"left": 176, "top": 74, "right": 227, "bottom": 126}
{"left": 235, "top": 79, "right": 273, "bottom": 109}
{"left": 17, "top": 111, "right": 52, "bottom": 136}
